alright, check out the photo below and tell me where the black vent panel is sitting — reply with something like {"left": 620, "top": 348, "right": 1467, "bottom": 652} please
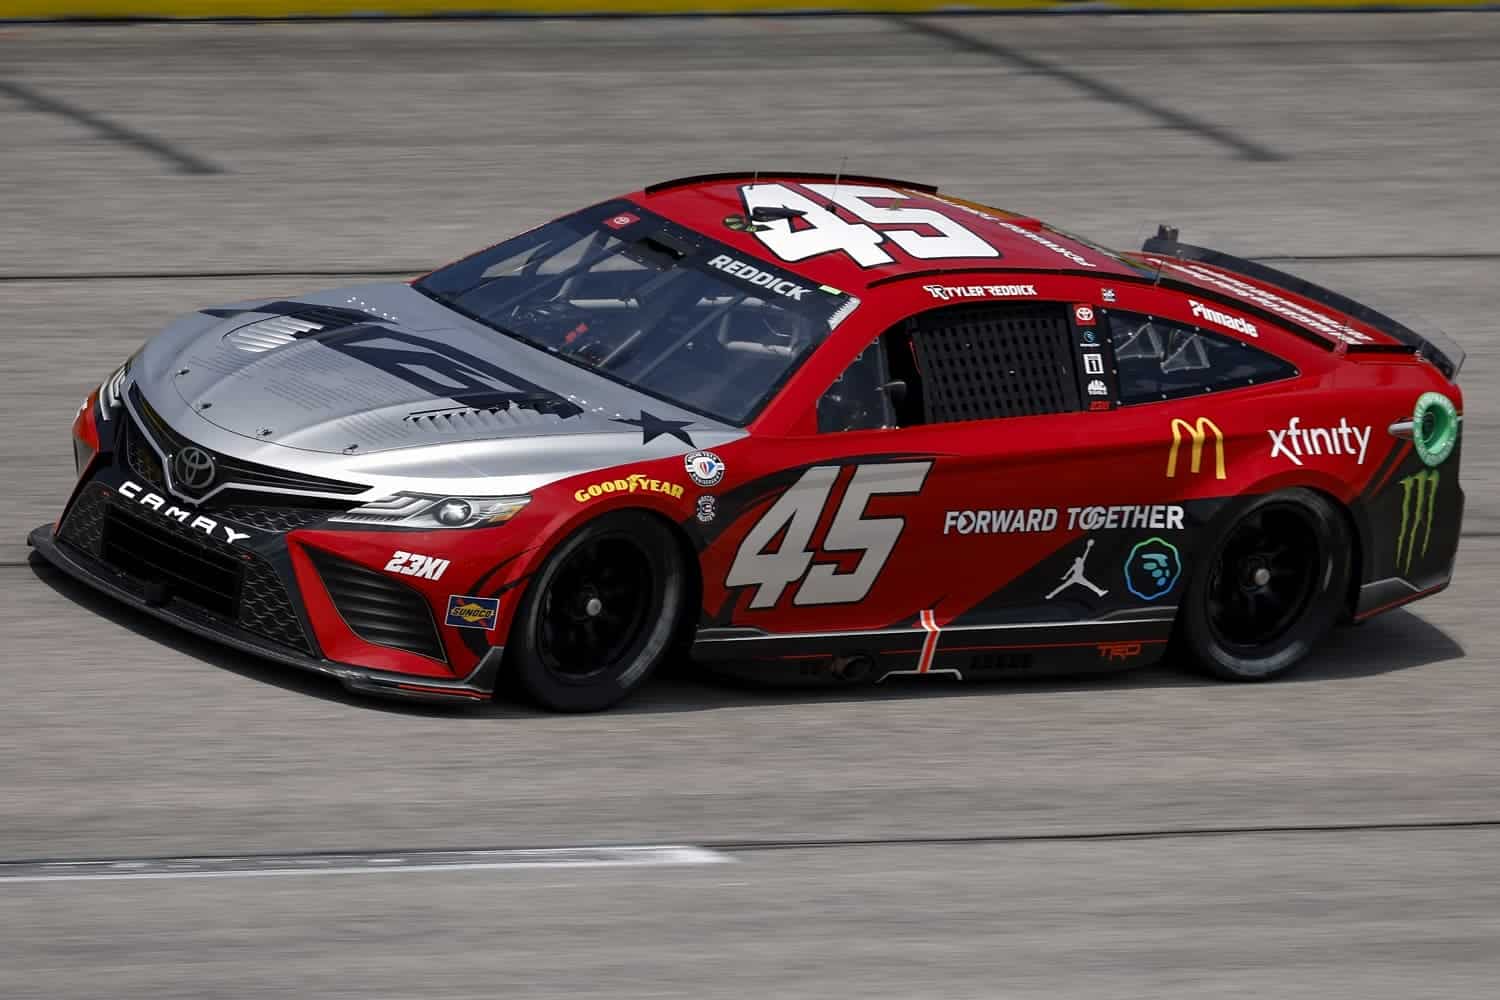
{"left": 913, "top": 303, "right": 1080, "bottom": 423}
{"left": 308, "top": 549, "right": 446, "bottom": 662}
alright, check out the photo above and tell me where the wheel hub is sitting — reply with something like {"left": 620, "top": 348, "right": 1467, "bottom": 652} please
{"left": 1207, "top": 503, "right": 1321, "bottom": 651}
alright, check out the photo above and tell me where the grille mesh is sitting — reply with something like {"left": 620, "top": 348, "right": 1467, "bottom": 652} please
{"left": 912, "top": 304, "right": 1079, "bottom": 423}
{"left": 56, "top": 484, "right": 311, "bottom": 654}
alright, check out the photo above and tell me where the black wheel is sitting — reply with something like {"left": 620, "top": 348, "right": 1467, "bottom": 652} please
{"left": 1180, "top": 489, "right": 1352, "bottom": 682}
{"left": 507, "top": 511, "right": 688, "bottom": 712}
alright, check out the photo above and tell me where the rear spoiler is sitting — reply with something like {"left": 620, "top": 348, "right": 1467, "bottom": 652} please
{"left": 1142, "top": 227, "right": 1463, "bottom": 379}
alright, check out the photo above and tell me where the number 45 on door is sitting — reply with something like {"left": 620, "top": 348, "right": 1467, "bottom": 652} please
{"left": 725, "top": 461, "right": 932, "bottom": 610}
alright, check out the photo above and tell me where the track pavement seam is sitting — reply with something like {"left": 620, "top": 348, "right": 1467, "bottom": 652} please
{"left": 5, "top": 817, "right": 1498, "bottom": 881}
{"left": 0, "top": 79, "right": 224, "bottom": 176}
{"left": 887, "top": 15, "right": 1284, "bottom": 163}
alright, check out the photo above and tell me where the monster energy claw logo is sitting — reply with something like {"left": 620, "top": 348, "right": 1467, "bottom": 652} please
{"left": 1396, "top": 470, "right": 1440, "bottom": 573}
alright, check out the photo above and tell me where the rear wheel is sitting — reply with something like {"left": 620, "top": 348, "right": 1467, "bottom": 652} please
{"left": 1180, "top": 489, "right": 1351, "bottom": 681}
{"left": 508, "top": 512, "right": 687, "bottom": 712}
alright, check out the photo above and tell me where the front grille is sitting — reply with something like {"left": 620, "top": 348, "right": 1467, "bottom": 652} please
{"left": 57, "top": 482, "right": 109, "bottom": 558}
{"left": 913, "top": 303, "right": 1080, "bottom": 423}
{"left": 129, "top": 385, "right": 368, "bottom": 500}
{"left": 210, "top": 504, "right": 345, "bottom": 533}
{"left": 124, "top": 418, "right": 164, "bottom": 486}
{"left": 103, "top": 505, "right": 241, "bottom": 617}
{"left": 308, "top": 548, "right": 445, "bottom": 662}
{"left": 57, "top": 484, "right": 312, "bottom": 654}
{"left": 240, "top": 557, "right": 311, "bottom": 650}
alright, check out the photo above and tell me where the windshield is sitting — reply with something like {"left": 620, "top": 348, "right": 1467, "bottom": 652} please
{"left": 415, "top": 202, "right": 859, "bottom": 424}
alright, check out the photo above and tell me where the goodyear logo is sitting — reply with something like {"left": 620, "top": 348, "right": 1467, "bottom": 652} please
{"left": 445, "top": 594, "right": 499, "bottom": 630}
{"left": 575, "top": 473, "right": 685, "bottom": 503}
{"left": 1166, "top": 417, "right": 1226, "bottom": 480}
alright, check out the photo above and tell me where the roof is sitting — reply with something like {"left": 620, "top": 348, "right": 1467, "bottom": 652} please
{"left": 632, "top": 172, "right": 1139, "bottom": 294}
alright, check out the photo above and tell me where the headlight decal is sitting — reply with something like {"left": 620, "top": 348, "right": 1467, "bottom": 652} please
{"left": 329, "top": 493, "right": 529, "bottom": 530}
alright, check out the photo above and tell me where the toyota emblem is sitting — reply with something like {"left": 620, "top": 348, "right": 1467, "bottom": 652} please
{"left": 173, "top": 446, "right": 216, "bottom": 492}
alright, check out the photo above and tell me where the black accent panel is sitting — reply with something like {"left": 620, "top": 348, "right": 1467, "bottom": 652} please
{"left": 308, "top": 548, "right": 446, "bottom": 662}
{"left": 130, "top": 386, "right": 367, "bottom": 499}
{"left": 201, "top": 300, "right": 383, "bottom": 328}
{"left": 911, "top": 302, "right": 1080, "bottom": 422}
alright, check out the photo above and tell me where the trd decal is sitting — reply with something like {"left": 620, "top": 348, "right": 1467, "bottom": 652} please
{"left": 1166, "top": 417, "right": 1227, "bottom": 480}
{"left": 739, "top": 183, "right": 998, "bottom": 269}
{"left": 725, "top": 461, "right": 931, "bottom": 609}
{"left": 1097, "top": 642, "right": 1143, "bottom": 662}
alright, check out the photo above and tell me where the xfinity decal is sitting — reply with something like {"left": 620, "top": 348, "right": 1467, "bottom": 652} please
{"left": 705, "top": 255, "right": 810, "bottom": 301}
{"left": 117, "top": 481, "right": 250, "bottom": 544}
{"left": 1267, "top": 417, "right": 1371, "bottom": 466}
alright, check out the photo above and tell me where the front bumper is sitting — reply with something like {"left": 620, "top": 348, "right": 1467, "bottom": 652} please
{"left": 28, "top": 522, "right": 502, "bottom": 704}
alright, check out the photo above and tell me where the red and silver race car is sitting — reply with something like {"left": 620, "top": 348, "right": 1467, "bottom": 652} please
{"left": 34, "top": 172, "right": 1465, "bottom": 710}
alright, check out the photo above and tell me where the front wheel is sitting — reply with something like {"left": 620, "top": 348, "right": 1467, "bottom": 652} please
{"left": 1179, "top": 489, "right": 1352, "bottom": 682}
{"left": 507, "top": 511, "right": 688, "bottom": 712}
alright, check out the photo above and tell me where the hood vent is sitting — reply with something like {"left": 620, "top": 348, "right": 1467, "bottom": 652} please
{"left": 404, "top": 403, "right": 566, "bottom": 434}
{"left": 222, "top": 304, "right": 375, "bottom": 353}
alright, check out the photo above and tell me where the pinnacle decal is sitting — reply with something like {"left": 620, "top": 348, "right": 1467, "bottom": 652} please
{"left": 1396, "top": 470, "right": 1440, "bottom": 574}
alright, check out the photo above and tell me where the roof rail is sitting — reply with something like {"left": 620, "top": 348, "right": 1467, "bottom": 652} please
{"left": 644, "top": 171, "right": 939, "bottom": 195}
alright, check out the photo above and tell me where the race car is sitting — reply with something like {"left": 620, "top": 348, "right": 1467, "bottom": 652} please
{"left": 32, "top": 172, "right": 1465, "bottom": 711}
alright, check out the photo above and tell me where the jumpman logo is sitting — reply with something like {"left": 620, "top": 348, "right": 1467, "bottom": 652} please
{"left": 1046, "top": 539, "right": 1109, "bottom": 599}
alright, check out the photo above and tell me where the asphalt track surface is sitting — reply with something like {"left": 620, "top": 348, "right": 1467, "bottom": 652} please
{"left": 3, "top": 13, "right": 1500, "bottom": 998}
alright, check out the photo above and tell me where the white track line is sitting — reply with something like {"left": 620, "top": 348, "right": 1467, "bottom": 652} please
{"left": 0, "top": 845, "right": 733, "bottom": 883}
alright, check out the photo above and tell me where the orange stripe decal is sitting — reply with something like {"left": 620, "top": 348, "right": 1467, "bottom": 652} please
{"left": 916, "top": 610, "right": 942, "bottom": 674}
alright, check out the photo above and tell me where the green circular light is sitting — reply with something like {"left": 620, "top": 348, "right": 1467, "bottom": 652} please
{"left": 1412, "top": 392, "right": 1458, "bottom": 467}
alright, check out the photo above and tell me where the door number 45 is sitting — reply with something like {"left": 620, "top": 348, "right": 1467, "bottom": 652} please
{"left": 725, "top": 461, "right": 931, "bottom": 609}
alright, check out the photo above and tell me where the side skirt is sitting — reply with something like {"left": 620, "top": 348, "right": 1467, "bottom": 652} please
{"left": 690, "top": 612, "right": 1175, "bottom": 686}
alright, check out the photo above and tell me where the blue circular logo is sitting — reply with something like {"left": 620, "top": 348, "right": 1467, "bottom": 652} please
{"left": 1125, "top": 537, "right": 1182, "bottom": 601}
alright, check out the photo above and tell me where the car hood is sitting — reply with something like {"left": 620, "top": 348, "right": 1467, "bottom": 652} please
{"left": 131, "top": 282, "right": 741, "bottom": 493}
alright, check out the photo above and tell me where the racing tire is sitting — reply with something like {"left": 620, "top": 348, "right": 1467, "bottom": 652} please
{"left": 1179, "top": 489, "right": 1352, "bottom": 682}
{"left": 508, "top": 511, "right": 688, "bottom": 712}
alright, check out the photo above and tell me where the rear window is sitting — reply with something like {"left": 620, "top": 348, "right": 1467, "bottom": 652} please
{"left": 1109, "top": 310, "right": 1296, "bottom": 404}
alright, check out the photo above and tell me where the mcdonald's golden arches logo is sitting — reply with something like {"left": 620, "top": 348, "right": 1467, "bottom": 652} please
{"left": 1167, "top": 417, "right": 1227, "bottom": 479}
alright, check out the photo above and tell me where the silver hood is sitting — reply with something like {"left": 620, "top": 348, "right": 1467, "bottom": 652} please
{"left": 130, "top": 282, "right": 743, "bottom": 499}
